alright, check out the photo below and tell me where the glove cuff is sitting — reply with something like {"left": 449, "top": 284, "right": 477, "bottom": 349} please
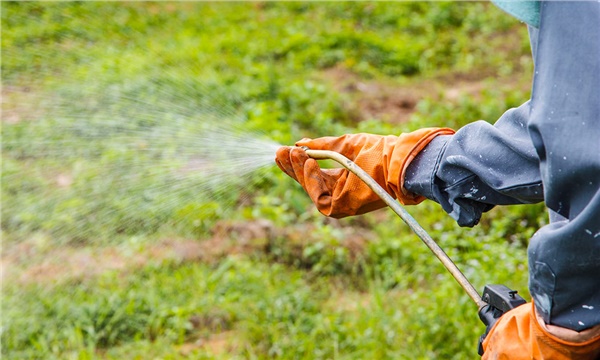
{"left": 532, "top": 302, "right": 600, "bottom": 345}
{"left": 482, "top": 302, "right": 600, "bottom": 359}
{"left": 387, "top": 127, "right": 455, "bottom": 205}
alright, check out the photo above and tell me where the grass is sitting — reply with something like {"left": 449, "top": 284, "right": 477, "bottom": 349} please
{"left": 2, "top": 2, "right": 544, "bottom": 359}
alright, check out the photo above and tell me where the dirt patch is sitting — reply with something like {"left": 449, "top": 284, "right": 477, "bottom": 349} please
{"left": 2, "top": 241, "right": 161, "bottom": 284}
{"left": 2, "top": 218, "right": 375, "bottom": 285}
{"left": 1, "top": 85, "right": 48, "bottom": 124}
{"left": 320, "top": 64, "right": 531, "bottom": 125}
{"left": 178, "top": 330, "right": 240, "bottom": 357}
{"left": 55, "top": 173, "right": 74, "bottom": 188}
{"left": 322, "top": 65, "right": 421, "bottom": 124}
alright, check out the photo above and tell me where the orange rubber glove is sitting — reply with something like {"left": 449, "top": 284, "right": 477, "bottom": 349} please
{"left": 482, "top": 302, "right": 600, "bottom": 359}
{"left": 275, "top": 128, "right": 455, "bottom": 218}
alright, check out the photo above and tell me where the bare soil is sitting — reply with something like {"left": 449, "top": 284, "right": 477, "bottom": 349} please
{"left": 2, "top": 218, "right": 373, "bottom": 285}
{"left": 1, "top": 85, "right": 46, "bottom": 124}
{"left": 319, "top": 63, "right": 530, "bottom": 124}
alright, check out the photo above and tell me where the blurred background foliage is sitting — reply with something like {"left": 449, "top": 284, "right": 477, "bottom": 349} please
{"left": 2, "top": 2, "right": 545, "bottom": 359}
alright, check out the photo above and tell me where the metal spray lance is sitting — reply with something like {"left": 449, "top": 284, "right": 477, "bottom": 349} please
{"left": 301, "top": 146, "right": 525, "bottom": 355}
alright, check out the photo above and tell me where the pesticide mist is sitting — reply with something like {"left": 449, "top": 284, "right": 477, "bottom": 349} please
{"left": 2, "top": 75, "right": 282, "bottom": 244}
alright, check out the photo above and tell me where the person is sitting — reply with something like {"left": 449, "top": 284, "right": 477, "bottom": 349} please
{"left": 275, "top": 1, "right": 600, "bottom": 358}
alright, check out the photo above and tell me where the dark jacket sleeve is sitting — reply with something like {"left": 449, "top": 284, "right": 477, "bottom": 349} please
{"left": 404, "top": 101, "right": 543, "bottom": 227}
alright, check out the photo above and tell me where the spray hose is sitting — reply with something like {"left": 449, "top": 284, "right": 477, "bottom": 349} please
{"left": 304, "top": 148, "right": 486, "bottom": 309}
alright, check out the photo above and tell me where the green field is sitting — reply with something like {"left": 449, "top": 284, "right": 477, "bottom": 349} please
{"left": 2, "top": 3, "right": 547, "bottom": 359}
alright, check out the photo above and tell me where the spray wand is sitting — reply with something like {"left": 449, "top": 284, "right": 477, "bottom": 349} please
{"left": 303, "top": 147, "right": 485, "bottom": 308}
{"left": 302, "top": 147, "right": 526, "bottom": 354}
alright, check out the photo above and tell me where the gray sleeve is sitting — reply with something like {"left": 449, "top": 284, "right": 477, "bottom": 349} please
{"left": 405, "top": 101, "right": 543, "bottom": 227}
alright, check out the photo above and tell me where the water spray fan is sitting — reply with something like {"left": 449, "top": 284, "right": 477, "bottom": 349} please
{"left": 302, "top": 146, "right": 526, "bottom": 354}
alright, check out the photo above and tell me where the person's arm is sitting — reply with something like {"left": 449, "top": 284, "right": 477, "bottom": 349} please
{"left": 405, "top": 100, "right": 543, "bottom": 227}
{"left": 275, "top": 128, "right": 455, "bottom": 218}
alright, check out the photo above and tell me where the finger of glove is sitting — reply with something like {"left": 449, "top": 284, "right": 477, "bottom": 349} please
{"left": 275, "top": 146, "right": 301, "bottom": 182}
{"left": 296, "top": 134, "right": 375, "bottom": 160}
{"left": 302, "top": 159, "right": 344, "bottom": 214}
{"left": 287, "top": 147, "right": 313, "bottom": 187}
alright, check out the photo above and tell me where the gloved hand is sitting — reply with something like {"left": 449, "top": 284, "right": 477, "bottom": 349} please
{"left": 275, "top": 127, "right": 454, "bottom": 218}
{"left": 482, "top": 302, "right": 600, "bottom": 359}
